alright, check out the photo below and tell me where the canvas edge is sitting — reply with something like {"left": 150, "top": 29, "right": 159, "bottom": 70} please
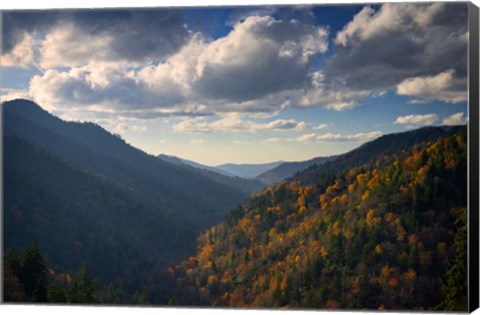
{"left": 468, "top": 1, "right": 480, "bottom": 313}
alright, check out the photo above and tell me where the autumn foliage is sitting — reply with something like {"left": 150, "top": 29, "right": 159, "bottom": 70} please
{"left": 171, "top": 128, "right": 467, "bottom": 310}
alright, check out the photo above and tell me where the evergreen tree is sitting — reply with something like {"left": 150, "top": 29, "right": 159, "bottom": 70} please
{"left": 67, "top": 263, "right": 98, "bottom": 304}
{"left": 47, "top": 282, "right": 67, "bottom": 303}
{"left": 19, "top": 242, "right": 47, "bottom": 301}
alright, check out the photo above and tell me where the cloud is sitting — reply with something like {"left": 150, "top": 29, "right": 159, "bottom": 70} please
{"left": 313, "top": 123, "right": 328, "bottom": 130}
{"left": 26, "top": 15, "right": 329, "bottom": 118}
{"left": 315, "top": 131, "right": 383, "bottom": 141}
{"left": 114, "top": 122, "right": 148, "bottom": 134}
{"left": 394, "top": 114, "right": 438, "bottom": 127}
{"left": 324, "top": 2, "right": 468, "bottom": 104}
{"left": 396, "top": 70, "right": 467, "bottom": 103}
{"left": 172, "top": 115, "right": 306, "bottom": 133}
{"left": 190, "top": 138, "right": 207, "bottom": 144}
{"left": 265, "top": 137, "right": 295, "bottom": 143}
{"left": 297, "top": 71, "right": 371, "bottom": 110}
{"left": 1, "top": 11, "right": 58, "bottom": 54}
{"left": 296, "top": 133, "right": 317, "bottom": 142}
{"left": 442, "top": 112, "right": 467, "bottom": 126}
{"left": 5, "top": 4, "right": 469, "bottom": 123}
{"left": 1, "top": 34, "right": 35, "bottom": 67}
{"left": 1, "top": 88, "right": 30, "bottom": 102}
{"left": 187, "top": 15, "right": 329, "bottom": 102}
{"left": 158, "top": 139, "right": 170, "bottom": 144}
{"left": 3, "top": 10, "right": 191, "bottom": 67}
{"left": 29, "top": 65, "right": 187, "bottom": 111}
{"left": 266, "top": 131, "right": 382, "bottom": 143}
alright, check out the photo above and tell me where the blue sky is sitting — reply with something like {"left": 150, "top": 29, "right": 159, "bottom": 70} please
{"left": 1, "top": 3, "right": 469, "bottom": 165}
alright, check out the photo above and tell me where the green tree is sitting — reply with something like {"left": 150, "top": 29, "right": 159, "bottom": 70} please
{"left": 47, "top": 282, "right": 67, "bottom": 303}
{"left": 19, "top": 242, "right": 47, "bottom": 301}
{"left": 67, "top": 263, "right": 98, "bottom": 304}
{"left": 437, "top": 208, "right": 467, "bottom": 311}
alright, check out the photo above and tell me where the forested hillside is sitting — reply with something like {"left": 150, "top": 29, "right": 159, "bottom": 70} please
{"left": 2, "top": 99, "right": 256, "bottom": 302}
{"left": 4, "top": 242, "right": 98, "bottom": 304}
{"left": 3, "top": 135, "right": 194, "bottom": 302}
{"left": 3, "top": 99, "right": 248, "bottom": 231}
{"left": 255, "top": 156, "right": 336, "bottom": 185}
{"left": 171, "top": 128, "right": 467, "bottom": 311}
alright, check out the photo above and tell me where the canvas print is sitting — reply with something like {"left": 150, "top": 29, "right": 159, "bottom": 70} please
{"left": 1, "top": 2, "right": 478, "bottom": 312}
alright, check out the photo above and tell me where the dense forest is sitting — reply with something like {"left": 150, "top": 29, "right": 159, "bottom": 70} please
{"left": 4, "top": 242, "right": 98, "bottom": 304}
{"left": 170, "top": 128, "right": 467, "bottom": 311}
{"left": 2, "top": 99, "right": 255, "bottom": 303}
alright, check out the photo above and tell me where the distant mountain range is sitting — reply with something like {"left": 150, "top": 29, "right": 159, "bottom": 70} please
{"left": 158, "top": 154, "right": 235, "bottom": 177}
{"left": 158, "top": 153, "right": 337, "bottom": 186}
{"left": 158, "top": 154, "right": 264, "bottom": 193}
{"left": 255, "top": 155, "right": 337, "bottom": 185}
{"left": 215, "top": 161, "right": 285, "bottom": 179}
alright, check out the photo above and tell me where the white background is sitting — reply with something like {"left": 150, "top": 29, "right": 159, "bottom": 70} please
{"left": 1, "top": 0, "right": 479, "bottom": 315}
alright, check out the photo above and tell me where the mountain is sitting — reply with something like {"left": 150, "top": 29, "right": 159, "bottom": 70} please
{"left": 215, "top": 161, "right": 285, "bottom": 179}
{"left": 294, "top": 126, "right": 463, "bottom": 185}
{"left": 4, "top": 135, "right": 194, "bottom": 296}
{"left": 255, "top": 127, "right": 460, "bottom": 186}
{"left": 158, "top": 154, "right": 264, "bottom": 193}
{"left": 158, "top": 154, "right": 235, "bottom": 177}
{"left": 2, "top": 99, "right": 257, "bottom": 302}
{"left": 256, "top": 156, "right": 337, "bottom": 185}
{"left": 171, "top": 127, "right": 467, "bottom": 310}
{"left": 3, "top": 99, "right": 248, "bottom": 230}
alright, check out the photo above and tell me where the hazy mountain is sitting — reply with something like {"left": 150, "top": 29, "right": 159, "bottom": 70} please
{"left": 158, "top": 154, "right": 264, "bottom": 193}
{"left": 2, "top": 99, "right": 259, "bottom": 301}
{"left": 215, "top": 161, "right": 285, "bottom": 179}
{"left": 3, "top": 99, "right": 249, "bottom": 230}
{"left": 4, "top": 135, "right": 194, "bottom": 293}
{"left": 158, "top": 154, "right": 235, "bottom": 177}
{"left": 255, "top": 155, "right": 337, "bottom": 185}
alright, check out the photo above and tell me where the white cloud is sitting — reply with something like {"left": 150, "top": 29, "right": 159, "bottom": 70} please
{"left": 158, "top": 139, "right": 170, "bottom": 144}
{"left": 313, "top": 123, "right": 328, "bottom": 130}
{"left": 335, "top": 6, "right": 376, "bottom": 47}
{"left": 396, "top": 70, "right": 467, "bottom": 103}
{"left": 266, "top": 131, "right": 382, "bottom": 143}
{"left": 1, "top": 88, "right": 31, "bottom": 102}
{"left": 326, "top": 3, "right": 468, "bottom": 105}
{"left": 39, "top": 24, "right": 115, "bottom": 68}
{"left": 265, "top": 137, "right": 295, "bottom": 143}
{"left": 394, "top": 114, "right": 438, "bottom": 127}
{"left": 335, "top": 3, "right": 446, "bottom": 47}
{"left": 4, "top": 4, "right": 469, "bottom": 123}
{"left": 172, "top": 115, "right": 306, "bottom": 133}
{"left": 442, "top": 112, "right": 467, "bottom": 126}
{"left": 296, "top": 133, "right": 317, "bottom": 142}
{"left": 4, "top": 11, "right": 191, "bottom": 68}
{"left": 27, "top": 15, "right": 330, "bottom": 118}
{"left": 1, "top": 34, "right": 35, "bottom": 68}
{"left": 114, "top": 122, "right": 148, "bottom": 134}
{"left": 190, "top": 139, "right": 207, "bottom": 144}
{"left": 298, "top": 71, "right": 371, "bottom": 111}
{"left": 315, "top": 131, "right": 382, "bottom": 141}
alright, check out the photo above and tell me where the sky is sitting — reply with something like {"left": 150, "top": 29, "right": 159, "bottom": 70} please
{"left": 0, "top": 2, "right": 470, "bottom": 166}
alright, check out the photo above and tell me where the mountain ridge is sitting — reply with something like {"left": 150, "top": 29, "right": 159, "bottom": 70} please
{"left": 215, "top": 161, "right": 285, "bottom": 179}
